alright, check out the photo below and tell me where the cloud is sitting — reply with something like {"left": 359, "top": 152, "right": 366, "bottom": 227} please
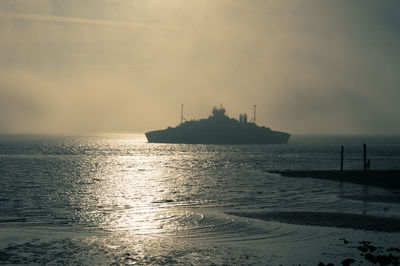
{"left": 0, "top": 11, "right": 160, "bottom": 29}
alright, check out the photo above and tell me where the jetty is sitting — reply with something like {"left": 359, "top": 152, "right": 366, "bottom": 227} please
{"left": 272, "top": 144, "right": 400, "bottom": 190}
{"left": 272, "top": 170, "right": 400, "bottom": 189}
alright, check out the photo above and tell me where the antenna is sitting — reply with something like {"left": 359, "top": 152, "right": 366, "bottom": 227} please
{"left": 180, "top": 104, "right": 185, "bottom": 124}
{"left": 253, "top": 104, "right": 256, "bottom": 124}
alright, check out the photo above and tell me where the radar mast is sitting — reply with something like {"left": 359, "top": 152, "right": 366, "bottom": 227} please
{"left": 252, "top": 105, "right": 256, "bottom": 124}
{"left": 180, "top": 104, "right": 186, "bottom": 124}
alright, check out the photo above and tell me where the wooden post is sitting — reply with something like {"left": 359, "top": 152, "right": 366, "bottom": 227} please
{"left": 340, "top": 145, "right": 344, "bottom": 184}
{"left": 363, "top": 143, "right": 367, "bottom": 186}
{"left": 363, "top": 143, "right": 367, "bottom": 171}
{"left": 340, "top": 145, "right": 344, "bottom": 171}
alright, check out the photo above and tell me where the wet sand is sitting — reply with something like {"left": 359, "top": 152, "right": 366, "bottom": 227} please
{"left": 228, "top": 211, "right": 400, "bottom": 232}
{"left": 272, "top": 170, "right": 400, "bottom": 189}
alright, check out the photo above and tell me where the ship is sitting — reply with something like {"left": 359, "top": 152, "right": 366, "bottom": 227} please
{"left": 145, "top": 105, "right": 290, "bottom": 144}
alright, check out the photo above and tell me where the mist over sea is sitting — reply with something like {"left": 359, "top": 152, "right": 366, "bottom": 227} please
{"left": 1, "top": 134, "right": 400, "bottom": 265}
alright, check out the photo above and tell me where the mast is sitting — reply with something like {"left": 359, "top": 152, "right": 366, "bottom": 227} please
{"left": 253, "top": 104, "right": 256, "bottom": 124}
{"left": 180, "top": 104, "right": 186, "bottom": 124}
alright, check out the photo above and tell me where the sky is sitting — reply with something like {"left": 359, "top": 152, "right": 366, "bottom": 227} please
{"left": 0, "top": 0, "right": 399, "bottom": 135}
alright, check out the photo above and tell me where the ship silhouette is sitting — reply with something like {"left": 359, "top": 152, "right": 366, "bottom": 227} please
{"left": 145, "top": 106, "right": 290, "bottom": 144}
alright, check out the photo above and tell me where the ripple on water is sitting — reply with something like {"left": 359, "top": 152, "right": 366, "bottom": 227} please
{"left": 97, "top": 209, "right": 328, "bottom": 244}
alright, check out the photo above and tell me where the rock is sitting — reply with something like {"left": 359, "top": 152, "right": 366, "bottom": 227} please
{"left": 340, "top": 238, "right": 350, "bottom": 244}
{"left": 341, "top": 258, "right": 355, "bottom": 266}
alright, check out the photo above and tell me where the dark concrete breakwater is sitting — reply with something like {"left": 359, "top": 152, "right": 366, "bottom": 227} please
{"left": 272, "top": 170, "right": 400, "bottom": 190}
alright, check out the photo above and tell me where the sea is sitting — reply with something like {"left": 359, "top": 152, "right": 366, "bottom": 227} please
{"left": 0, "top": 134, "right": 400, "bottom": 265}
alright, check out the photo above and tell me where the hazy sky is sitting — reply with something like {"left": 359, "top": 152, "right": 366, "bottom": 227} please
{"left": 1, "top": 0, "right": 399, "bottom": 135}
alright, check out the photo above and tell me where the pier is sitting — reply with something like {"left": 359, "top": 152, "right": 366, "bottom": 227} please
{"left": 272, "top": 170, "right": 400, "bottom": 189}
{"left": 273, "top": 144, "right": 400, "bottom": 190}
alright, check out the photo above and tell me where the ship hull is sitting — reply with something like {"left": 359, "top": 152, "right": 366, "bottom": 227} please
{"left": 145, "top": 128, "right": 290, "bottom": 144}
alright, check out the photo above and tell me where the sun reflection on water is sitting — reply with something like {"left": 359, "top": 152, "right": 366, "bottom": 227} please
{"left": 69, "top": 136, "right": 194, "bottom": 237}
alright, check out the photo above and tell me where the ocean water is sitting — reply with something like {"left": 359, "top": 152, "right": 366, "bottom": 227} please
{"left": 0, "top": 134, "right": 400, "bottom": 265}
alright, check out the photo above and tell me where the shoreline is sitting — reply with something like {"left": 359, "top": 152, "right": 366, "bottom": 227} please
{"left": 271, "top": 170, "right": 400, "bottom": 190}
